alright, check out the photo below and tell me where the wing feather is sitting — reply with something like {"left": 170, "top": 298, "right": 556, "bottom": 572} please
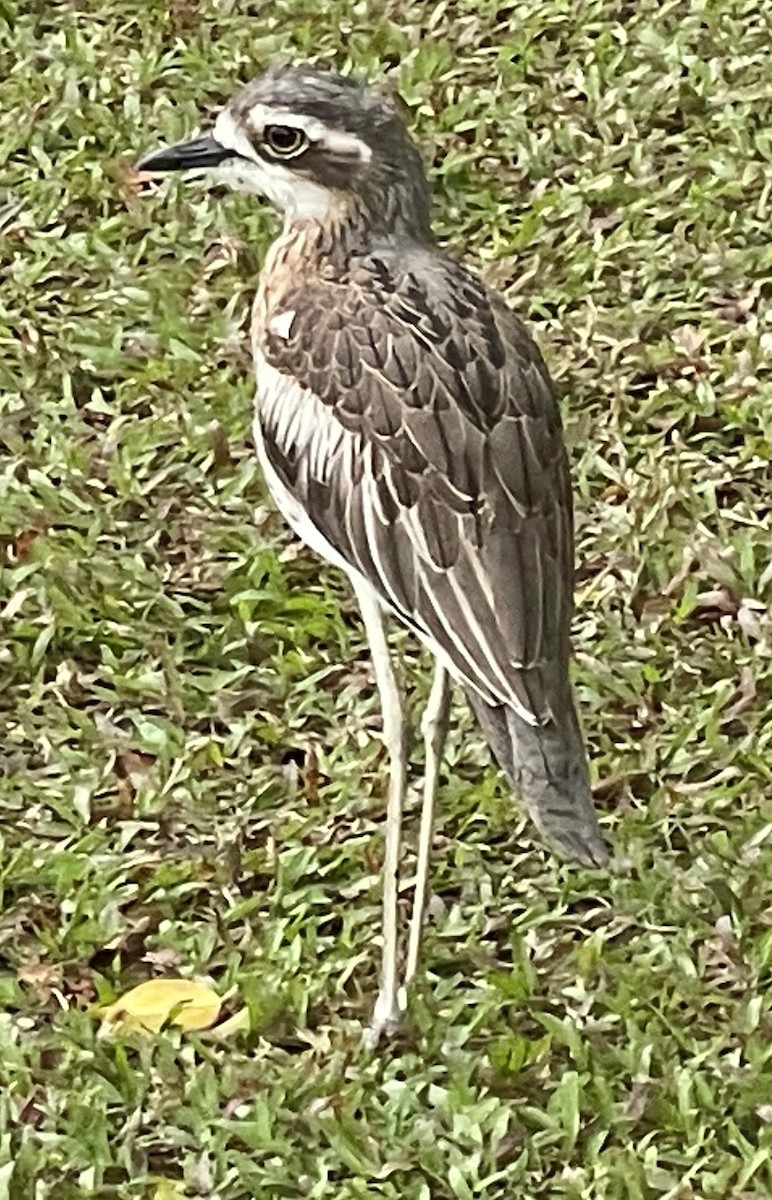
{"left": 253, "top": 247, "right": 574, "bottom": 725}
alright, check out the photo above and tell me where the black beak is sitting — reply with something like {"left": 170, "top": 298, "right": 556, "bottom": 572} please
{"left": 136, "top": 134, "right": 235, "bottom": 173}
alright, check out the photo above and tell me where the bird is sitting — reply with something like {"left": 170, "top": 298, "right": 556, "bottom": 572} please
{"left": 135, "top": 62, "right": 609, "bottom": 1045}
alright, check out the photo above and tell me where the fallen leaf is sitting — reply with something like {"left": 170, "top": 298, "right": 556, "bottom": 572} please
{"left": 694, "top": 587, "right": 738, "bottom": 616}
{"left": 114, "top": 749, "right": 156, "bottom": 782}
{"left": 98, "top": 978, "right": 221, "bottom": 1034}
{"left": 737, "top": 601, "right": 766, "bottom": 640}
{"left": 724, "top": 666, "right": 757, "bottom": 721}
{"left": 151, "top": 1182, "right": 188, "bottom": 1200}
{"left": 119, "top": 163, "right": 157, "bottom": 195}
{"left": 302, "top": 745, "right": 321, "bottom": 803}
{"left": 17, "top": 958, "right": 63, "bottom": 1003}
{"left": 711, "top": 285, "right": 759, "bottom": 322}
{"left": 143, "top": 947, "right": 183, "bottom": 971}
{"left": 202, "top": 235, "right": 243, "bottom": 278}
{"left": 671, "top": 323, "right": 708, "bottom": 357}
{"left": 12, "top": 528, "right": 42, "bottom": 562}
{"left": 17, "top": 1091, "right": 45, "bottom": 1128}
{"left": 622, "top": 1080, "right": 650, "bottom": 1122}
{"left": 121, "top": 333, "right": 160, "bottom": 359}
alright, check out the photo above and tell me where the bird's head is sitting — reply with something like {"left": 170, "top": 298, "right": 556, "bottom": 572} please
{"left": 137, "top": 64, "right": 431, "bottom": 240}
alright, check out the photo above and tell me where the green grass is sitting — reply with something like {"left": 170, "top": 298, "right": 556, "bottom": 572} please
{"left": 2, "top": 0, "right": 772, "bottom": 1196}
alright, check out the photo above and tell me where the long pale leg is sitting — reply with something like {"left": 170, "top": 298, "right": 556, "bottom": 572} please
{"left": 351, "top": 577, "right": 408, "bottom": 1045}
{"left": 401, "top": 661, "right": 451, "bottom": 1004}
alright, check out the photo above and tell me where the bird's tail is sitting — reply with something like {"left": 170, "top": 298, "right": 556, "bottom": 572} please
{"left": 466, "top": 690, "right": 608, "bottom": 868}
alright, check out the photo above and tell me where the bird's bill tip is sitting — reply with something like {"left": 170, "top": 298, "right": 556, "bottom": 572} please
{"left": 135, "top": 133, "right": 234, "bottom": 174}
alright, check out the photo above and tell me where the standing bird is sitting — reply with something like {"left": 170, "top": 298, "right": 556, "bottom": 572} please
{"left": 136, "top": 63, "right": 608, "bottom": 1043}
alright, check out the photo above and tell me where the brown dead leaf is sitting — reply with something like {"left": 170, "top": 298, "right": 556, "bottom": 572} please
{"left": 121, "top": 333, "right": 160, "bottom": 360}
{"left": 737, "top": 601, "right": 766, "bottom": 640}
{"left": 17, "top": 958, "right": 63, "bottom": 1003}
{"left": 631, "top": 590, "right": 670, "bottom": 623}
{"left": 19, "top": 321, "right": 40, "bottom": 353}
{"left": 63, "top": 966, "right": 96, "bottom": 1005}
{"left": 17, "top": 1091, "right": 45, "bottom": 1128}
{"left": 601, "top": 482, "right": 628, "bottom": 504}
{"left": 590, "top": 211, "right": 623, "bottom": 236}
{"left": 115, "top": 750, "right": 156, "bottom": 780}
{"left": 119, "top": 163, "right": 157, "bottom": 193}
{"left": 302, "top": 745, "right": 321, "bottom": 804}
{"left": 210, "top": 422, "right": 233, "bottom": 468}
{"left": 203, "top": 236, "right": 243, "bottom": 279}
{"left": 671, "top": 324, "right": 708, "bottom": 358}
{"left": 104, "top": 912, "right": 154, "bottom": 953}
{"left": 622, "top": 1081, "right": 650, "bottom": 1122}
{"left": 592, "top": 771, "right": 651, "bottom": 805}
{"left": 12, "top": 528, "right": 42, "bottom": 562}
{"left": 724, "top": 667, "right": 757, "bottom": 721}
{"left": 663, "top": 549, "right": 699, "bottom": 596}
{"left": 114, "top": 775, "right": 136, "bottom": 813}
{"left": 711, "top": 284, "right": 759, "bottom": 322}
{"left": 168, "top": 0, "right": 200, "bottom": 34}
{"left": 111, "top": 751, "right": 155, "bottom": 808}
{"left": 700, "top": 915, "right": 744, "bottom": 989}
{"left": 694, "top": 588, "right": 739, "bottom": 619}
{"left": 143, "top": 947, "right": 183, "bottom": 971}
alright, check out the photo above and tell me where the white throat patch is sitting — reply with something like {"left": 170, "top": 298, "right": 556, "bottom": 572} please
{"left": 211, "top": 109, "right": 338, "bottom": 221}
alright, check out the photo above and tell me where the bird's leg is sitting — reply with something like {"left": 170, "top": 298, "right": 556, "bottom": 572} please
{"left": 401, "top": 662, "right": 451, "bottom": 1005}
{"left": 351, "top": 578, "right": 408, "bottom": 1046}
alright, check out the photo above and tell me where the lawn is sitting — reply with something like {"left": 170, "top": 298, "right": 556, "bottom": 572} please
{"left": 2, "top": 0, "right": 772, "bottom": 1196}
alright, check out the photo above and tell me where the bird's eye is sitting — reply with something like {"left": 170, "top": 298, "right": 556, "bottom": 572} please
{"left": 263, "top": 125, "right": 308, "bottom": 158}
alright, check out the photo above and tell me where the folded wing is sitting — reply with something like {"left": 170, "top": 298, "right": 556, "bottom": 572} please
{"left": 254, "top": 247, "right": 574, "bottom": 727}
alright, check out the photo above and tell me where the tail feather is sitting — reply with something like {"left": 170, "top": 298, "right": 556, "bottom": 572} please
{"left": 466, "top": 689, "right": 608, "bottom": 868}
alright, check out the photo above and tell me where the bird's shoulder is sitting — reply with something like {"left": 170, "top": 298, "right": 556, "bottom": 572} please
{"left": 257, "top": 241, "right": 561, "bottom": 443}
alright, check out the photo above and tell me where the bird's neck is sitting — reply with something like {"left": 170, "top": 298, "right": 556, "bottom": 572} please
{"left": 267, "top": 185, "right": 432, "bottom": 274}
{"left": 277, "top": 205, "right": 372, "bottom": 271}
{"left": 255, "top": 193, "right": 433, "bottom": 330}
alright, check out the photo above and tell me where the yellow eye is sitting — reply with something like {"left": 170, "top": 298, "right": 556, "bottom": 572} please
{"left": 263, "top": 125, "right": 308, "bottom": 158}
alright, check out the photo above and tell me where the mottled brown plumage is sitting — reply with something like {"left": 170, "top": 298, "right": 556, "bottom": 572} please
{"left": 256, "top": 235, "right": 566, "bottom": 711}
{"left": 252, "top": 215, "right": 605, "bottom": 866}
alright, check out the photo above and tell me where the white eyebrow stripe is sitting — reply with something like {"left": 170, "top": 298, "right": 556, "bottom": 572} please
{"left": 245, "top": 104, "right": 318, "bottom": 134}
{"left": 244, "top": 104, "right": 372, "bottom": 161}
{"left": 324, "top": 130, "right": 372, "bottom": 161}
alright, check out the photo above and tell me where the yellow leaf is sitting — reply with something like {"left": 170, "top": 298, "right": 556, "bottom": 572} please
{"left": 151, "top": 1182, "right": 188, "bottom": 1200}
{"left": 99, "top": 978, "right": 221, "bottom": 1034}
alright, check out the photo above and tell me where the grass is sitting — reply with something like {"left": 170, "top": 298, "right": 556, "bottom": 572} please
{"left": 2, "top": 0, "right": 772, "bottom": 1195}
